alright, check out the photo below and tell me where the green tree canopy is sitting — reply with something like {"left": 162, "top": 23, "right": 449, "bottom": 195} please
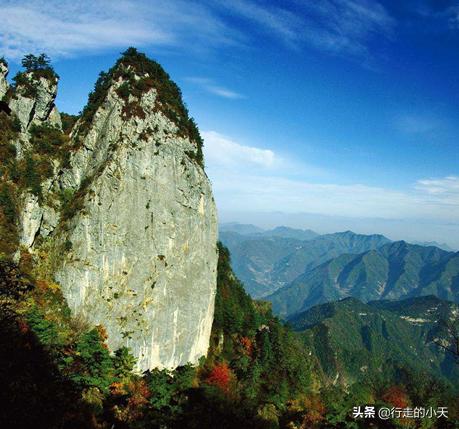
{"left": 21, "top": 53, "right": 52, "bottom": 72}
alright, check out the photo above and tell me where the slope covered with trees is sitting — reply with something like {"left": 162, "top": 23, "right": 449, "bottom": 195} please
{"left": 3, "top": 242, "right": 458, "bottom": 428}
{"left": 220, "top": 229, "right": 390, "bottom": 298}
{"left": 290, "top": 295, "right": 459, "bottom": 387}
{"left": 0, "top": 244, "right": 323, "bottom": 428}
{"left": 268, "top": 241, "right": 459, "bottom": 318}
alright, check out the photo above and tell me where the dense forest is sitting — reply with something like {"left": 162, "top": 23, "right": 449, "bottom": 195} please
{"left": 1, "top": 243, "right": 457, "bottom": 428}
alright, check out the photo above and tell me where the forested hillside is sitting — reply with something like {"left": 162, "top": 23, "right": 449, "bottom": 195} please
{"left": 290, "top": 296, "right": 459, "bottom": 387}
{"left": 0, "top": 244, "right": 319, "bottom": 428}
{"left": 3, "top": 244, "right": 458, "bottom": 428}
{"left": 268, "top": 241, "right": 459, "bottom": 318}
{"left": 220, "top": 229, "right": 390, "bottom": 298}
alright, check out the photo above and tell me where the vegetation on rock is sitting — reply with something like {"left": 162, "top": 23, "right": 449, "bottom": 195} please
{"left": 60, "top": 112, "right": 79, "bottom": 135}
{"left": 0, "top": 244, "right": 318, "bottom": 428}
{"left": 77, "top": 47, "right": 204, "bottom": 166}
{"left": 0, "top": 111, "right": 20, "bottom": 256}
{"left": 11, "top": 53, "right": 58, "bottom": 99}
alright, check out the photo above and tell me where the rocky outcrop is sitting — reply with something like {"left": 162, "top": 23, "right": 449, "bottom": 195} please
{"left": 0, "top": 60, "right": 8, "bottom": 99}
{"left": 7, "top": 50, "right": 218, "bottom": 372}
{"left": 4, "top": 70, "right": 63, "bottom": 249}
{"left": 56, "top": 72, "right": 218, "bottom": 370}
{"left": 8, "top": 71, "right": 61, "bottom": 134}
{"left": 18, "top": 177, "right": 60, "bottom": 248}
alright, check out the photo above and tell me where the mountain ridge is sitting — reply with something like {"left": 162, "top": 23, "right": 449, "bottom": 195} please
{"left": 220, "top": 228, "right": 391, "bottom": 298}
{"left": 289, "top": 295, "right": 459, "bottom": 387}
{"left": 267, "top": 240, "right": 459, "bottom": 318}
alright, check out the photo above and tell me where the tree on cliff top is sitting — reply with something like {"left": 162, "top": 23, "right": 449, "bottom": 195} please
{"left": 21, "top": 53, "right": 53, "bottom": 73}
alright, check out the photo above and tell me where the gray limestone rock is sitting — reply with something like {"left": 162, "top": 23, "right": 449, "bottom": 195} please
{"left": 12, "top": 59, "right": 218, "bottom": 372}
{"left": 9, "top": 72, "right": 61, "bottom": 133}
{"left": 0, "top": 60, "right": 8, "bottom": 99}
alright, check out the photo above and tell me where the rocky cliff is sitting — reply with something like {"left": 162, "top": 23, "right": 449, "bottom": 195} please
{"left": 0, "top": 59, "right": 8, "bottom": 99}
{"left": 0, "top": 50, "right": 218, "bottom": 371}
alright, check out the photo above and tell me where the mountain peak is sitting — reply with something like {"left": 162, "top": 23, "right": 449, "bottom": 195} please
{"left": 6, "top": 62, "right": 61, "bottom": 135}
{"left": 1, "top": 49, "right": 218, "bottom": 371}
{"left": 76, "top": 47, "right": 204, "bottom": 165}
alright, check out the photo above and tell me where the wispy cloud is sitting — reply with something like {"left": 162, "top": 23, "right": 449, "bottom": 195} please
{"left": 0, "top": 0, "right": 395, "bottom": 61}
{"left": 0, "top": 0, "right": 237, "bottom": 59}
{"left": 211, "top": 0, "right": 305, "bottom": 48}
{"left": 415, "top": 176, "right": 459, "bottom": 199}
{"left": 213, "top": 0, "right": 395, "bottom": 57}
{"left": 186, "top": 77, "right": 245, "bottom": 99}
{"left": 203, "top": 131, "right": 275, "bottom": 168}
{"left": 395, "top": 114, "right": 442, "bottom": 135}
{"left": 203, "top": 130, "right": 328, "bottom": 176}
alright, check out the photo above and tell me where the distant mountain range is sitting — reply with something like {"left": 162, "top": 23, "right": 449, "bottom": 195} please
{"left": 220, "top": 224, "right": 390, "bottom": 298}
{"left": 411, "top": 241, "right": 454, "bottom": 252}
{"left": 289, "top": 295, "right": 459, "bottom": 387}
{"left": 268, "top": 240, "right": 459, "bottom": 318}
{"left": 220, "top": 223, "right": 319, "bottom": 241}
{"left": 220, "top": 222, "right": 266, "bottom": 235}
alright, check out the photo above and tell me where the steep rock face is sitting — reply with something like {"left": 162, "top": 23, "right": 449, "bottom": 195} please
{"left": 8, "top": 71, "right": 61, "bottom": 135}
{"left": 5, "top": 71, "right": 63, "bottom": 249}
{"left": 52, "top": 54, "right": 217, "bottom": 371}
{"left": 5, "top": 51, "right": 218, "bottom": 372}
{"left": 19, "top": 180, "right": 60, "bottom": 248}
{"left": 0, "top": 60, "right": 8, "bottom": 99}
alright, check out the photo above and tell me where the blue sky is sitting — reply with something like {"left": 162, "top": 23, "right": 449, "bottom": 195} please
{"left": 1, "top": 0, "right": 458, "bottom": 247}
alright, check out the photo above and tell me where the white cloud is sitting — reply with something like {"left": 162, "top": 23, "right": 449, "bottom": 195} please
{"left": 0, "top": 0, "right": 395, "bottom": 61}
{"left": 0, "top": 0, "right": 237, "bottom": 59}
{"left": 203, "top": 131, "right": 275, "bottom": 168}
{"left": 203, "top": 131, "right": 459, "bottom": 223}
{"left": 415, "top": 176, "right": 459, "bottom": 199}
{"left": 211, "top": 0, "right": 304, "bottom": 48}
{"left": 186, "top": 78, "right": 244, "bottom": 99}
{"left": 213, "top": 0, "right": 395, "bottom": 57}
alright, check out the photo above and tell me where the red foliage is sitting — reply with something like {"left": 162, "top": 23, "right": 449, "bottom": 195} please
{"left": 110, "top": 380, "right": 151, "bottom": 423}
{"left": 110, "top": 381, "right": 127, "bottom": 396}
{"left": 128, "top": 379, "right": 150, "bottom": 403}
{"left": 35, "top": 279, "right": 49, "bottom": 292}
{"left": 96, "top": 325, "right": 108, "bottom": 341}
{"left": 302, "top": 395, "right": 326, "bottom": 428}
{"left": 240, "top": 336, "right": 253, "bottom": 356}
{"left": 96, "top": 325, "right": 109, "bottom": 349}
{"left": 206, "top": 362, "right": 233, "bottom": 393}
{"left": 382, "top": 385, "right": 410, "bottom": 408}
{"left": 17, "top": 319, "right": 29, "bottom": 334}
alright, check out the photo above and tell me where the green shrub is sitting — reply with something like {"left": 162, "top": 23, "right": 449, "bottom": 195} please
{"left": 113, "top": 347, "right": 136, "bottom": 379}
{"left": 60, "top": 112, "right": 79, "bottom": 135}
{"left": 23, "top": 155, "right": 43, "bottom": 198}
{"left": 0, "top": 183, "right": 16, "bottom": 224}
{"left": 70, "top": 327, "right": 115, "bottom": 392}
{"left": 30, "top": 123, "right": 67, "bottom": 154}
{"left": 0, "top": 183, "right": 18, "bottom": 256}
